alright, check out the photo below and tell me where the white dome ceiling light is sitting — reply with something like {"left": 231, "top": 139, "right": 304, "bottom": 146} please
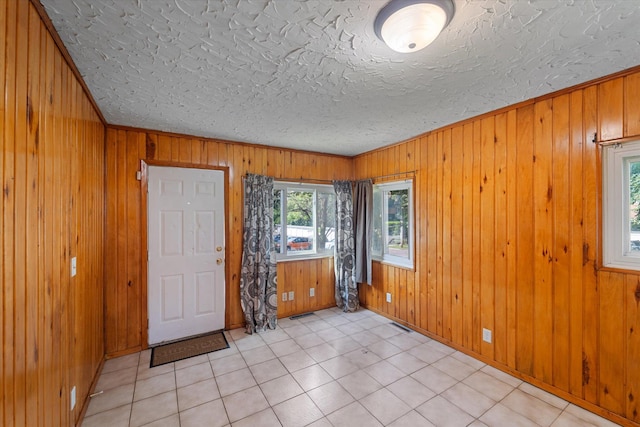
{"left": 374, "top": 0, "right": 455, "bottom": 53}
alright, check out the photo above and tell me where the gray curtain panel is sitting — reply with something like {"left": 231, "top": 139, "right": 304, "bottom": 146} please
{"left": 353, "top": 180, "right": 373, "bottom": 285}
{"left": 240, "top": 173, "right": 278, "bottom": 334}
{"left": 333, "top": 180, "right": 359, "bottom": 312}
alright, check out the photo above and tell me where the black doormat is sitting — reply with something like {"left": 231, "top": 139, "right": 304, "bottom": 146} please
{"left": 150, "top": 330, "right": 229, "bottom": 368}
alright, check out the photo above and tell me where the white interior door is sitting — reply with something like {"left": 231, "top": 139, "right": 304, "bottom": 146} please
{"left": 148, "top": 166, "right": 225, "bottom": 345}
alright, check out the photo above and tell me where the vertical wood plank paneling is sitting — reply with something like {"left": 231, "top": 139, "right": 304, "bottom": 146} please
{"left": 441, "top": 130, "right": 452, "bottom": 340}
{"left": 435, "top": 133, "right": 444, "bottom": 335}
{"left": 3, "top": 0, "right": 17, "bottom": 423}
{"left": 552, "top": 94, "right": 571, "bottom": 392}
{"left": 462, "top": 123, "right": 474, "bottom": 349}
{"left": 494, "top": 113, "right": 507, "bottom": 364}
{"left": 625, "top": 73, "right": 640, "bottom": 137}
{"left": 627, "top": 276, "right": 640, "bottom": 423}
{"left": 2, "top": 2, "right": 106, "bottom": 425}
{"left": 515, "top": 105, "right": 535, "bottom": 376}
{"left": 427, "top": 134, "right": 438, "bottom": 332}
{"left": 598, "top": 78, "right": 624, "bottom": 141}
{"left": 582, "top": 85, "right": 599, "bottom": 403}
{"left": 450, "top": 126, "right": 463, "bottom": 345}
{"left": 598, "top": 271, "right": 625, "bottom": 414}
{"left": 568, "top": 90, "right": 585, "bottom": 397}
{"left": 480, "top": 116, "right": 495, "bottom": 358}
{"left": 505, "top": 109, "right": 518, "bottom": 369}
{"left": 471, "top": 120, "right": 482, "bottom": 353}
{"left": 533, "top": 99, "right": 554, "bottom": 384}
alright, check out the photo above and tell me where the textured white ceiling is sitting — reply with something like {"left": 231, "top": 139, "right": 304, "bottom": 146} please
{"left": 41, "top": 0, "right": 640, "bottom": 156}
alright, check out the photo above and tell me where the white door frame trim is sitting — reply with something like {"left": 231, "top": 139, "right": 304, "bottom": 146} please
{"left": 140, "top": 160, "right": 230, "bottom": 348}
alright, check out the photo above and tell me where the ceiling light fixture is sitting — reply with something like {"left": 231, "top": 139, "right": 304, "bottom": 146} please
{"left": 374, "top": 0, "right": 455, "bottom": 53}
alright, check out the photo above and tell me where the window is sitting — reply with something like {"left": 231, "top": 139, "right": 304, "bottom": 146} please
{"left": 603, "top": 140, "right": 640, "bottom": 270}
{"left": 273, "top": 183, "right": 335, "bottom": 260}
{"left": 372, "top": 180, "right": 414, "bottom": 268}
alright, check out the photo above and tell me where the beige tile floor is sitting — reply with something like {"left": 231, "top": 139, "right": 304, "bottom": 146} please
{"left": 81, "top": 308, "right": 620, "bottom": 427}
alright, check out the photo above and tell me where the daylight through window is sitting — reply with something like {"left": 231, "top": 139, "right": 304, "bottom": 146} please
{"left": 273, "top": 183, "right": 336, "bottom": 260}
{"left": 372, "top": 180, "right": 414, "bottom": 269}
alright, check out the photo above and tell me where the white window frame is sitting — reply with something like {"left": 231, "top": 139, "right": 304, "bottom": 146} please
{"left": 273, "top": 182, "right": 335, "bottom": 261}
{"left": 372, "top": 180, "right": 414, "bottom": 269}
{"left": 603, "top": 139, "right": 640, "bottom": 270}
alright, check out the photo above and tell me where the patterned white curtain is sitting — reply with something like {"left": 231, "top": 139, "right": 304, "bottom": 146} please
{"left": 333, "top": 180, "right": 359, "bottom": 312}
{"left": 240, "top": 174, "right": 278, "bottom": 334}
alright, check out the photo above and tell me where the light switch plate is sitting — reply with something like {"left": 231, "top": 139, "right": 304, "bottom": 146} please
{"left": 288, "top": 291, "right": 294, "bottom": 301}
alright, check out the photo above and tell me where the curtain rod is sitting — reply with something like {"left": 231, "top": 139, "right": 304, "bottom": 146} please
{"left": 244, "top": 170, "right": 416, "bottom": 184}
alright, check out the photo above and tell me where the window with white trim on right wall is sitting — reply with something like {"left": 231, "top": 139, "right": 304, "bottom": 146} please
{"left": 372, "top": 180, "right": 414, "bottom": 269}
{"left": 603, "top": 139, "right": 640, "bottom": 270}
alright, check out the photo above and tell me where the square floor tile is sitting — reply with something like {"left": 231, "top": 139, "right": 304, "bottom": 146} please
{"left": 136, "top": 362, "right": 175, "bottom": 382}
{"left": 177, "top": 378, "right": 220, "bottom": 411}
{"left": 232, "top": 408, "right": 281, "bottom": 427}
{"left": 81, "top": 404, "right": 131, "bottom": 427}
{"left": 369, "top": 324, "right": 401, "bottom": 339}
{"left": 233, "top": 334, "right": 266, "bottom": 352}
{"left": 328, "top": 337, "right": 361, "bottom": 355}
{"left": 305, "top": 320, "right": 333, "bottom": 333}
{"left": 283, "top": 324, "right": 312, "bottom": 338}
{"left": 479, "top": 403, "right": 539, "bottom": 427}
{"left": 416, "top": 396, "right": 475, "bottom": 427}
{"left": 259, "top": 374, "right": 304, "bottom": 406}
{"left": 411, "top": 365, "right": 458, "bottom": 394}
{"left": 102, "top": 353, "right": 140, "bottom": 374}
{"left": 367, "top": 340, "right": 403, "bottom": 359}
{"left": 85, "top": 383, "right": 135, "bottom": 417}
{"left": 451, "top": 350, "right": 486, "bottom": 370}
{"left": 519, "top": 382, "right": 569, "bottom": 410}
{"left": 501, "top": 389, "right": 563, "bottom": 426}
{"left": 387, "top": 352, "right": 428, "bottom": 375}
{"left": 364, "top": 360, "right": 406, "bottom": 386}
{"left": 279, "top": 349, "right": 317, "bottom": 372}
{"left": 463, "top": 371, "right": 514, "bottom": 401}
{"left": 337, "top": 370, "right": 383, "bottom": 400}
{"left": 258, "top": 328, "right": 291, "bottom": 344}
{"left": 294, "top": 332, "right": 325, "bottom": 349}
{"left": 210, "top": 353, "right": 247, "bottom": 376}
{"left": 350, "top": 331, "right": 382, "bottom": 347}
{"left": 175, "top": 362, "right": 213, "bottom": 388}
{"left": 320, "top": 355, "right": 360, "bottom": 379}
{"left": 432, "top": 356, "right": 478, "bottom": 381}
{"left": 130, "top": 391, "right": 178, "bottom": 427}
{"left": 291, "top": 364, "right": 333, "bottom": 391}
{"left": 216, "top": 367, "right": 256, "bottom": 396}
{"left": 96, "top": 366, "right": 137, "bottom": 391}
{"left": 249, "top": 358, "right": 288, "bottom": 384}
{"left": 343, "top": 347, "right": 382, "bottom": 369}
{"left": 441, "top": 382, "right": 496, "bottom": 418}
{"left": 222, "top": 386, "right": 270, "bottom": 423}
{"left": 387, "top": 410, "right": 436, "bottom": 427}
{"left": 327, "top": 402, "right": 383, "bottom": 427}
{"left": 360, "top": 388, "right": 412, "bottom": 425}
{"left": 240, "top": 344, "right": 277, "bottom": 366}
{"left": 408, "top": 343, "right": 449, "bottom": 364}
{"left": 307, "top": 381, "right": 355, "bottom": 415}
{"left": 179, "top": 399, "right": 228, "bottom": 427}
{"left": 387, "top": 376, "right": 436, "bottom": 408}
{"left": 134, "top": 413, "right": 180, "bottom": 427}
{"left": 306, "top": 343, "right": 340, "bottom": 363}
{"left": 272, "top": 394, "right": 324, "bottom": 427}
{"left": 564, "top": 404, "right": 620, "bottom": 427}
{"left": 133, "top": 371, "right": 176, "bottom": 402}
{"left": 386, "top": 333, "right": 421, "bottom": 351}
{"left": 316, "top": 328, "right": 347, "bottom": 342}
{"left": 269, "top": 339, "right": 303, "bottom": 357}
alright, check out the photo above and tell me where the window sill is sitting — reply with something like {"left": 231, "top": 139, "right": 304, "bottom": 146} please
{"left": 372, "top": 259, "right": 415, "bottom": 272}
{"left": 275, "top": 253, "right": 334, "bottom": 263}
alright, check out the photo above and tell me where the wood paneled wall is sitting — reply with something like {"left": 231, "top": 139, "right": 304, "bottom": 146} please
{"left": 2, "top": 1, "right": 106, "bottom": 426}
{"left": 104, "top": 128, "right": 352, "bottom": 356}
{"left": 354, "top": 71, "right": 640, "bottom": 425}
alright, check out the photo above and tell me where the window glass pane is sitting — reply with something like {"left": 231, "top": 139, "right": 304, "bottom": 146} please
{"left": 316, "top": 191, "right": 335, "bottom": 255}
{"left": 629, "top": 159, "right": 640, "bottom": 252}
{"left": 372, "top": 187, "right": 383, "bottom": 256}
{"left": 273, "top": 189, "right": 283, "bottom": 254}
{"left": 387, "top": 189, "right": 410, "bottom": 259}
{"left": 285, "top": 190, "right": 314, "bottom": 253}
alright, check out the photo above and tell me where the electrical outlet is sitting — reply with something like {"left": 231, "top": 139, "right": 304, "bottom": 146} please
{"left": 386, "top": 292, "right": 392, "bottom": 303}
{"left": 70, "top": 386, "right": 76, "bottom": 410}
{"left": 482, "top": 328, "right": 492, "bottom": 343}
{"left": 282, "top": 292, "right": 287, "bottom": 302}
{"left": 309, "top": 287, "right": 315, "bottom": 297}
{"left": 71, "top": 257, "right": 77, "bottom": 277}
{"left": 288, "top": 291, "right": 294, "bottom": 301}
